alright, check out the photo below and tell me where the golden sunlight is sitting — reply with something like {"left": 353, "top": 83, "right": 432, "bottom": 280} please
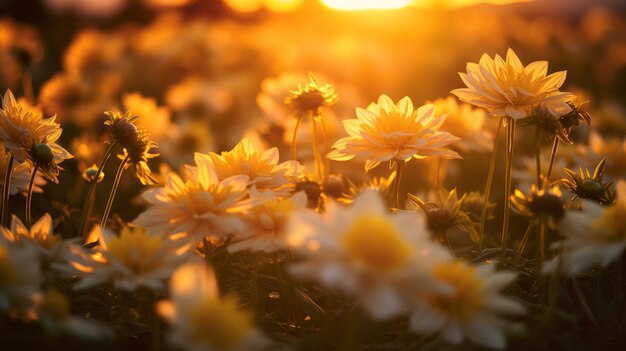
{"left": 320, "top": 0, "right": 413, "bottom": 11}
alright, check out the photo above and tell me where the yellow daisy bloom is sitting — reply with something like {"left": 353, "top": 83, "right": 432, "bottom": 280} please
{"left": 451, "top": 48, "right": 573, "bottom": 120}
{"left": 328, "top": 94, "right": 461, "bottom": 172}
{"left": 285, "top": 72, "right": 338, "bottom": 119}
{"left": 431, "top": 96, "right": 493, "bottom": 153}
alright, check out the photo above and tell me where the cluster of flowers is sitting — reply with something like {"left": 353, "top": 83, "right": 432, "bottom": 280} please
{"left": 0, "top": 46, "right": 625, "bottom": 351}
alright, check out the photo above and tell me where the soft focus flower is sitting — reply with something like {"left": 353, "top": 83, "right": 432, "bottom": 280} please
{"left": 36, "top": 289, "right": 111, "bottom": 339}
{"left": 339, "top": 172, "right": 395, "bottom": 205}
{"left": 158, "top": 262, "right": 266, "bottom": 351}
{"left": 328, "top": 95, "right": 461, "bottom": 171}
{"left": 408, "top": 189, "right": 479, "bottom": 244}
{"left": 284, "top": 73, "right": 338, "bottom": 119}
{"left": 460, "top": 191, "right": 496, "bottom": 224}
{"left": 511, "top": 181, "right": 566, "bottom": 225}
{"left": 0, "top": 240, "right": 42, "bottom": 316}
{"left": 522, "top": 100, "right": 590, "bottom": 144}
{"left": 200, "top": 137, "right": 303, "bottom": 195}
{"left": 408, "top": 261, "right": 523, "bottom": 349}
{"left": 132, "top": 153, "right": 253, "bottom": 243}
{"left": 452, "top": 48, "right": 572, "bottom": 120}
{"left": 431, "top": 96, "right": 493, "bottom": 153}
{"left": 105, "top": 111, "right": 158, "bottom": 185}
{"left": 287, "top": 189, "right": 450, "bottom": 320}
{"left": 562, "top": 158, "right": 615, "bottom": 205}
{"left": 0, "top": 214, "right": 71, "bottom": 264}
{"left": 229, "top": 189, "right": 307, "bottom": 253}
{"left": 544, "top": 180, "right": 626, "bottom": 276}
{"left": 122, "top": 92, "right": 173, "bottom": 141}
{"left": 67, "top": 226, "right": 189, "bottom": 291}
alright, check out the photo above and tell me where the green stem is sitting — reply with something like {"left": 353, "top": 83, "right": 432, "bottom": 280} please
{"left": 500, "top": 118, "right": 516, "bottom": 266}
{"left": 535, "top": 126, "right": 542, "bottom": 187}
{"left": 1, "top": 155, "right": 14, "bottom": 227}
{"left": 25, "top": 165, "right": 39, "bottom": 228}
{"left": 310, "top": 115, "right": 324, "bottom": 181}
{"left": 291, "top": 114, "right": 304, "bottom": 161}
{"left": 546, "top": 137, "right": 559, "bottom": 180}
{"left": 479, "top": 118, "right": 504, "bottom": 251}
{"left": 391, "top": 161, "right": 406, "bottom": 209}
{"left": 515, "top": 220, "right": 535, "bottom": 264}
{"left": 537, "top": 216, "right": 546, "bottom": 271}
{"left": 100, "top": 155, "right": 129, "bottom": 229}
{"left": 78, "top": 141, "right": 118, "bottom": 238}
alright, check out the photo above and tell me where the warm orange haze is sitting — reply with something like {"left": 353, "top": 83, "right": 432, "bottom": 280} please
{"left": 0, "top": 0, "right": 625, "bottom": 350}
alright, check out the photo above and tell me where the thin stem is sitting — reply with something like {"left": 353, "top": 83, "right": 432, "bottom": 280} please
{"left": 391, "top": 161, "right": 406, "bottom": 209}
{"left": 25, "top": 165, "right": 39, "bottom": 228}
{"left": 546, "top": 137, "right": 559, "bottom": 180}
{"left": 78, "top": 141, "right": 118, "bottom": 238}
{"left": 290, "top": 115, "right": 304, "bottom": 161}
{"left": 500, "top": 118, "right": 516, "bottom": 266}
{"left": 435, "top": 157, "right": 442, "bottom": 190}
{"left": 535, "top": 126, "right": 542, "bottom": 187}
{"left": 1, "top": 155, "right": 14, "bottom": 227}
{"left": 515, "top": 220, "right": 535, "bottom": 264}
{"left": 100, "top": 155, "right": 129, "bottom": 229}
{"left": 479, "top": 118, "right": 504, "bottom": 250}
{"left": 320, "top": 117, "right": 330, "bottom": 183}
{"left": 310, "top": 115, "right": 324, "bottom": 181}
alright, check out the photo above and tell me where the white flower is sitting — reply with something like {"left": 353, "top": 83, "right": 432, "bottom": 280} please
{"left": 67, "top": 226, "right": 190, "bottom": 291}
{"left": 544, "top": 180, "right": 626, "bottom": 276}
{"left": 287, "top": 189, "right": 450, "bottom": 320}
{"left": 408, "top": 261, "right": 524, "bottom": 349}
{"left": 228, "top": 189, "right": 307, "bottom": 253}
{"left": 0, "top": 240, "right": 42, "bottom": 317}
{"left": 158, "top": 262, "right": 267, "bottom": 351}
{"left": 132, "top": 153, "right": 254, "bottom": 243}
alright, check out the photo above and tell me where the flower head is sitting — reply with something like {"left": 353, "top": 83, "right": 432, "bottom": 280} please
{"left": 522, "top": 99, "right": 590, "bottom": 144}
{"left": 339, "top": 172, "right": 395, "bottom": 205}
{"left": 328, "top": 95, "right": 461, "bottom": 171}
{"left": 200, "top": 137, "right": 303, "bottom": 195}
{"left": 409, "top": 261, "right": 523, "bottom": 349}
{"left": 287, "top": 189, "right": 450, "bottom": 320}
{"left": 562, "top": 158, "right": 615, "bottom": 205}
{"left": 511, "top": 181, "right": 566, "bottom": 223}
{"left": 1, "top": 214, "right": 68, "bottom": 262}
{"left": 452, "top": 48, "right": 572, "bottom": 120}
{"left": 158, "top": 262, "right": 266, "bottom": 351}
{"left": 285, "top": 73, "right": 338, "bottom": 119}
{"left": 132, "top": 154, "right": 253, "bottom": 243}
{"left": 105, "top": 111, "right": 159, "bottom": 185}
{"left": 431, "top": 96, "right": 493, "bottom": 153}
{"left": 68, "top": 226, "right": 190, "bottom": 291}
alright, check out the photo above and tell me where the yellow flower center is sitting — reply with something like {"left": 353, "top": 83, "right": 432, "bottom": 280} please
{"left": 429, "top": 261, "right": 485, "bottom": 320}
{"left": 0, "top": 246, "right": 17, "bottom": 287}
{"left": 189, "top": 296, "right": 253, "bottom": 351}
{"left": 342, "top": 215, "right": 411, "bottom": 271}
{"left": 106, "top": 228, "right": 163, "bottom": 273}
{"left": 590, "top": 203, "right": 626, "bottom": 242}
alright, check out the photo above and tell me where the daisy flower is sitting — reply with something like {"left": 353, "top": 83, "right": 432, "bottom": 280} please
{"left": 199, "top": 137, "right": 304, "bottom": 195}
{"left": 67, "top": 226, "right": 190, "bottom": 291}
{"left": 543, "top": 180, "right": 626, "bottom": 276}
{"left": 228, "top": 189, "right": 307, "bottom": 253}
{"left": 287, "top": 189, "right": 450, "bottom": 320}
{"left": 431, "top": 96, "right": 493, "bottom": 153}
{"left": 327, "top": 94, "right": 460, "bottom": 172}
{"left": 451, "top": 48, "right": 572, "bottom": 120}
{"left": 132, "top": 153, "right": 253, "bottom": 242}
{"left": 408, "top": 261, "right": 524, "bottom": 349}
{"left": 284, "top": 72, "right": 338, "bottom": 119}
{"left": 157, "top": 262, "right": 267, "bottom": 351}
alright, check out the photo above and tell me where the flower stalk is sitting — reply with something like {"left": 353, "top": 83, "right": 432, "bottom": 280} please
{"left": 310, "top": 115, "right": 324, "bottom": 181}
{"left": 479, "top": 117, "right": 503, "bottom": 250}
{"left": 25, "top": 164, "right": 39, "bottom": 227}
{"left": 391, "top": 160, "right": 406, "bottom": 209}
{"left": 1, "top": 155, "right": 14, "bottom": 227}
{"left": 100, "top": 154, "right": 130, "bottom": 229}
{"left": 500, "top": 118, "right": 516, "bottom": 265}
{"left": 290, "top": 115, "right": 303, "bottom": 161}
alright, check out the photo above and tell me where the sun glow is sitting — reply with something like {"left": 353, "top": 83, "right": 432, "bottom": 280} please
{"left": 321, "top": 0, "right": 413, "bottom": 11}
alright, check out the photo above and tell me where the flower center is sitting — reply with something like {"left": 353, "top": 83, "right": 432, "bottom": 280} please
{"left": 342, "top": 214, "right": 411, "bottom": 271}
{"left": 189, "top": 296, "right": 253, "bottom": 351}
{"left": 429, "top": 261, "right": 485, "bottom": 320}
{"left": 106, "top": 229, "right": 163, "bottom": 273}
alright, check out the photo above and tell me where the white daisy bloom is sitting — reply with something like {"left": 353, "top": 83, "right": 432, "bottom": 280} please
{"left": 228, "top": 189, "right": 307, "bottom": 253}
{"left": 158, "top": 262, "right": 268, "bottom": 351}
{"left": 543, "top": 180, "right": 626, "bottom": 276}
{"left": 286, "top": 189, "right": 451, "bottom": 320}
{"left": 408, "top": 261, "right": 524, "bottom": 349}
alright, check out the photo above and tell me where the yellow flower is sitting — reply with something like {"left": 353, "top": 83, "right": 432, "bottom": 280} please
{"left": 0, "top": 90, "right": 71, "bottom": 168}
{"left": 409, "top": 261, "right": 523, "bottom": 349}
{"left": 105, "top": 111, "right": 159, "bottom": 185}
{"left": 430, "top": 96, "right": 493, "bottom": 153}
{"left": 132, "top": 153, "right": 253, "bottom": 243}
{"left": 285, "top": 73, "right": 338, "bottom": 119}
{"left": 158, "top": 263, "right": 266, "bottom": 351}
{"left": 199, "top": 137, "right": 303, "bottom": 195}
{"left": 122, "top": 92, "right": 173, "bottom": 141}
{"left": 452, "top": 48, "right": 572, "bottom": 120}
{"left": 328, "top": 94, "right": 461, "bottom": 171}
{"left": 68, "top": 226, "right": 189, "bottom": 291}
{"left": 511, "top": 181, "right": 565, "bottom": 222}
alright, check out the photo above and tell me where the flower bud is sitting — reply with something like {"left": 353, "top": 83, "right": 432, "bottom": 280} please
{"left": 31, "top": 143, "right": 54, "bottom": 165}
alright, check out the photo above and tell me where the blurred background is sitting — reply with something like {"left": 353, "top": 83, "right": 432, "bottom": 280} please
{"left": 1, "top": 0, "right": 625, "bottom": 223}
